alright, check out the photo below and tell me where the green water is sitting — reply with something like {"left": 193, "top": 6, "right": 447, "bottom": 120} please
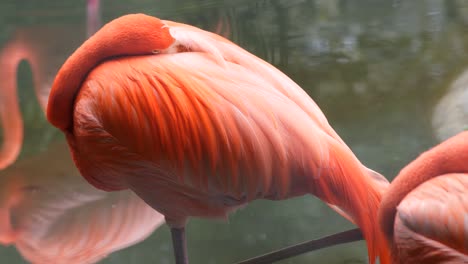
{"left": 0, "top": 0, "right": 467, "bottom": 263}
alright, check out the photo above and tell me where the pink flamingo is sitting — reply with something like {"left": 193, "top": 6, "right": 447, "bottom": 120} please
{"left": 47, "top": 14, "right": 391, "bottom": 264}
{"left": 379, "top": 131, "right": 468, "bottom": 263}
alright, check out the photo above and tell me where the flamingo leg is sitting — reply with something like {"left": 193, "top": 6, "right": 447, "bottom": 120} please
{"left": 170, "top": 227, "right": 189, "bottom": 264}
{"left": 235, "top": 228, "right": 363, "bottom": 264}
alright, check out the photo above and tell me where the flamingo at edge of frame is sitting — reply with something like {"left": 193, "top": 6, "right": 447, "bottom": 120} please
{"left": 379, "top": 130, "right": 468, "bottom": 263}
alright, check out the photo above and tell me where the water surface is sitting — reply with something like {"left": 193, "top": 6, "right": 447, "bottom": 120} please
{"left": 1, "top": 0, "right": 467, "bottom": 263}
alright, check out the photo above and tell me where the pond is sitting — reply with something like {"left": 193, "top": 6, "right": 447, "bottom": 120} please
{"left": 0, "top": 0, "right": 467, "bottom": 263}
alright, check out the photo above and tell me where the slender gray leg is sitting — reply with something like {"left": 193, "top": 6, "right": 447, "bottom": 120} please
{"left": 235, "top": 228, "right": 363, "bottom": 264}
{"left": 170, "top": 227, "right": 189, "bottom": 264}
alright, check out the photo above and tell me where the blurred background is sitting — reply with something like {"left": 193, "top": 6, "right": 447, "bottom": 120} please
{"left": 0, "top": 0, "right": 467, "bottom": 263}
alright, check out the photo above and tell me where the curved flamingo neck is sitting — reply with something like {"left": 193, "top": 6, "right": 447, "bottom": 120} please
{"left": 379, "top": 131, "right": 468, "bottom": 243}
{"left": 46, "top": 13, "right": 175, "bottom": 131}
{"left": 0, "top": 32, "right": 42, "bottom": 170}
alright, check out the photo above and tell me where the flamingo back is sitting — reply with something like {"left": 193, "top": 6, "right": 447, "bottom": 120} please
{"left": 393, "top": 173, "right": 468, "bottom": 263}
{"left": 47, "top": 14, "right": 391, "bottom": 264}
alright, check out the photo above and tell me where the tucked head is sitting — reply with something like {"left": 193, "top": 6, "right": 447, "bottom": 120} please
{"left": 47, "top": 13, "right": 176, "bottom": 132}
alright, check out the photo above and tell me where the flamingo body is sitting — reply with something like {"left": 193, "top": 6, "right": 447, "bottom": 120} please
{"left": 379, "top": 131, "right": 468, "bottom": 263}
{"left": 394, "top": 173, "right": 468, "bottom": 263}
{"left": 47, "top": 14, "right": 390, "bottom": 264}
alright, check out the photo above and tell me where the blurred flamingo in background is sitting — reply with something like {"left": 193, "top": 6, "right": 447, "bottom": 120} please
{"left": 0, "top": 0, "right": 167, "bottom": 262}
{"left": 0, "top": 0, "right": 101, "bottom": 170}
{"left": 47, "top": 13, "right": 391, "bottom": 264}
{"left": 432, "top": 68, "right": 468, "bottom": 142}
{"left": 0, "top": 142, "right": 164, "bottom": 264}
{"left": 0, "top": 31, "right": 35, "bottom": 169}
{"left": 379, "top": 131, "right": 468, "bottom": 263}
{"left": 87, "top": 0, "right": 101, "bottom": 38}
{"left": 0, "top": 2, "right": 169, "bottom": 263}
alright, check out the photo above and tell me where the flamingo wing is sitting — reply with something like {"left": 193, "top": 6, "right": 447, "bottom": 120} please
{"left": 47, "top": 14, "right": 390, "bottom": 263}
{"left": 393, "top": 173, "right": 468, "bottom": 264}
{"left": 70, "top": 28, "right": 390, "bottom": 262}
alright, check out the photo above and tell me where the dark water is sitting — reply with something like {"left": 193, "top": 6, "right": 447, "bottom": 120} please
{"left": 0, "top": 0, "right": 467, "bottom": 263}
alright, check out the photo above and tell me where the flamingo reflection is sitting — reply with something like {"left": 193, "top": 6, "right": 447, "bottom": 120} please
{"left": 0, "top": 142, "right": 164, "bottom": 264}
{"left": 0, "top": 1, "right": 166, "bottom": 263}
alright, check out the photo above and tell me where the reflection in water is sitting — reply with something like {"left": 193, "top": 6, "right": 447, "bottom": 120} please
{"left": 432, "top": 68, "right": 468, "bottom": 142}
{"left": 0, "top": 142, "right": 164, "bottom": 264}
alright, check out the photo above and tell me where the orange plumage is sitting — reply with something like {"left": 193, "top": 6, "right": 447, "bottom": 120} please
{"left": 379, "top": 131, "right": 468, "bottom": 263}
{"left": 0, "top": 142, "right": 164, "bottom": 264}
{"left": 47, "top": 13, "right": 391, "bottom": 264}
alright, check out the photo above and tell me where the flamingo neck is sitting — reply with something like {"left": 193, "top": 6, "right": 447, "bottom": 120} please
{"left": 46, "top": 14, "right": 175, "bottom": 132}
{"left": 0, "top": 36, "right": 33, "bottom": 169}
{"left": 379, "top": 131, "right": 468, "bottom": 243}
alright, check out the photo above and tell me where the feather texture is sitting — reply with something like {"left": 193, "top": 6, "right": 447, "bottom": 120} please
{"left": 379, "top": 131, "right": 468, "bottom": 263}
{"left": 394, "top": 174, "right": 468, "bottom": 263}
{"left": 47, "top": 14, "right": 391, "bottom": 264}
{"left": 0, "top": 143, "right": 164, "bottom": 264}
